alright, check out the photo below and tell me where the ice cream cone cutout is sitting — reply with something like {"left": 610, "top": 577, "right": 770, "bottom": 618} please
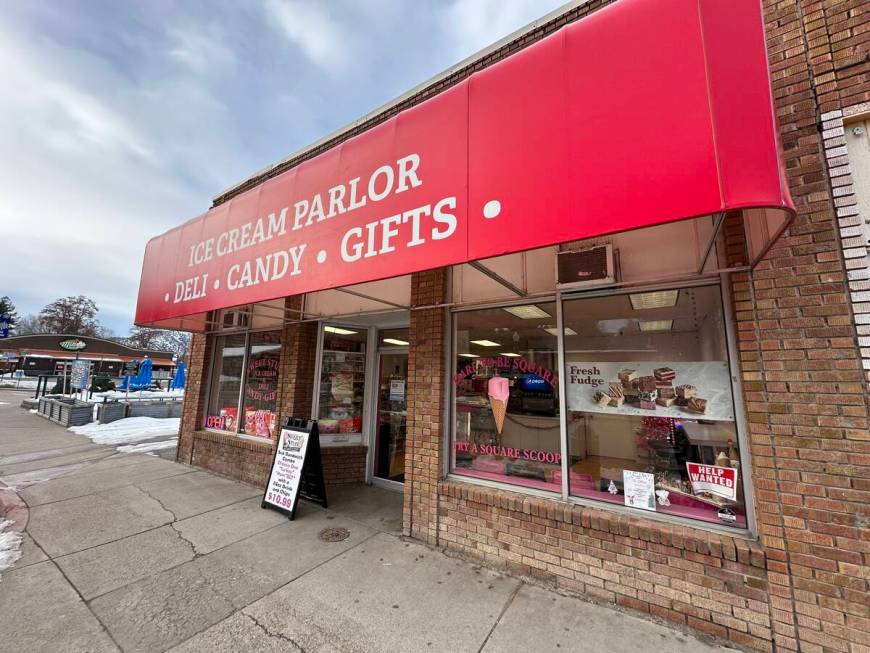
{"left": 488, "top": 377, "right": 510, "bottom": 434}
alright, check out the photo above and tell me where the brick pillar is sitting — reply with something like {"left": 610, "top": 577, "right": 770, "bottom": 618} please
{"left": 751, "top": 3, "right": 870, "bottom": 651}
{"left": 403, "top": 268, "right": 449, "bottom": 544}
{"left": 275, "top": 296, "right": 318, "bottom": 435}
{"left": 177, "top": 331, "right": 212, "bottom": 464}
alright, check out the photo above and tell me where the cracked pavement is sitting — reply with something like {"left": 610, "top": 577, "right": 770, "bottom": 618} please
{"left": 0, "top": 389, "right": 732, "bottom": 652}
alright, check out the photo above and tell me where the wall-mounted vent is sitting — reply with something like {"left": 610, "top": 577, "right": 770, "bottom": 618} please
{"left": 556, "top": 244, "right": 616, "bottom": 289}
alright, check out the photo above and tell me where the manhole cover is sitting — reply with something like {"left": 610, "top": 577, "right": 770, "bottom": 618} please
{"left": 319, "top": 527, "right": 350, "bottom": 542}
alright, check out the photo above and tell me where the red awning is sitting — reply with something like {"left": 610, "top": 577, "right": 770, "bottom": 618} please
{"left": 136, "top": 0, "right": 793, "bottom": 329}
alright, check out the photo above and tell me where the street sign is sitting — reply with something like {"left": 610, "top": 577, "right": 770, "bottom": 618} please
{"left": 125, "top": 360, "right": 138, "bottom": 372}
{"left": 70, "top": 360, "right": 90, "bottom": 391}
{"left": 0, "top": 315, "right": 9, "bottom": 338}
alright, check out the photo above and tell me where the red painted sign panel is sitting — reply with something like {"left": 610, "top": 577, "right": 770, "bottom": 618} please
{"left": 136, "top": 0, "right": 793, "bottom": 327}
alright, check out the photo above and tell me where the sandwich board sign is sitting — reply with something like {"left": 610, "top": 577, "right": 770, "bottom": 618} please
{"left": 262, "top": 417, "right": 327, "bottom": 520}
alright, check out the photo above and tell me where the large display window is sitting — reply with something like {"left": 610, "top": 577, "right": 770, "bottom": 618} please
{"left": 241, "top": 331, "right": 281, "bottom": 438}
{"left": 316, "top": 325, "right": 368, "bottom": 444}
{"left": 562, "top": 284, "right": 746, "bottom": 528}
{"left": 449, "top": 284, "right": 749, "bottom": 530}
{"left": 451, "top": 302, "right": 561, "bottom": 493}
{"left": 204, "top": 330, "right": 280, "bottom": 439}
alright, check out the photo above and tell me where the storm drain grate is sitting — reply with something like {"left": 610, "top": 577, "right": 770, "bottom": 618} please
{"left": 319, "top": 527, "right": 350, "bottom": 542}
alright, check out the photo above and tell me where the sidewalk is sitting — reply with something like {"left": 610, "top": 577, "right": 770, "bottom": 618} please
{"left": 0, "top": 390, "right": 732, "bottom": 652}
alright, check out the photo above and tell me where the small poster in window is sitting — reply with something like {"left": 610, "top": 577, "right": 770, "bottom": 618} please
{"left": 389, "top": 380, "right": 405, "bottom": 401}
{"left": 686, "top": 462, "right": 738, "bottom": 501}
{"left": 565, "top": 361, "right": 734, "bottom": 422}
{"left": 623, "top": 470, "right": 656, "bottom": 512}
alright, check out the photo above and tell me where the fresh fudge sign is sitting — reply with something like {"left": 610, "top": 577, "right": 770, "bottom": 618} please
{"left": 687, "top": 463, "right": 738, "bottom": 501}
{"left": 565, "top": 362, "right": 734, "bottom": 422}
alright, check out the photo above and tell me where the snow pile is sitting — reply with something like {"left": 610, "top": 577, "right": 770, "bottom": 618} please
{"left": 0, "top": 519, "right": 22, "bottom": 578}
{"left": 69, "top": 417, "right": 180, "bottom": 445}
{"left": 116, "top": 438, "right": 178, "bottom": 455}
{"left": 92, "top": 389, "right": 184, "bottom": 400}
{"left": 0, "top": 373, "right": 39, "bottom": 390}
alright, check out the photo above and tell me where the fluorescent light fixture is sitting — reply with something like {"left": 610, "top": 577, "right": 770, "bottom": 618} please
{"left": 324, "top": 326, "right": 357, "bottom": 335}
{"left": 458, "top": 353, "right": 480, "bottom": 358}
{"left": 502, "top": 305, "right": 551, "bottom": 319}
{"left": 543, "top": 327, "right": 577, "bottom": 336}
{"left": 500, "top": 352, "right": 521, "bottom": 357}
{"left": 638, "top": 319, "right": 673, "bottom": 332}
{"left": 382, "top": 338, "right": 409, "bottom": 346}
{"left": 629, "top": 290, "right": 679, "bottom": 310}
{"left": 470, "top": 339, "right": 501, "bottom": 347}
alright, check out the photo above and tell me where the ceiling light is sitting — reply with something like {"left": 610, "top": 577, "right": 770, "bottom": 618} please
{"left": 458, "top": 353, "right": 479, "bottom": 358}
{"left": 382, "top": 338, "right": 409, "bottom": 346}
{"left": 629, "top": 290, "right": 679, "bottom": 310}
{"left": 470, "top": 339, "right": 501, "bottom": 347}
{"left": 324, "top": 326, "right": 357, "bottom": 335}
{"left": 502, "top": 305, "right": 551, "bottom": 319}
{"left": 638, "top": 320, "right": 673, "bottom": 332}
{"left": 543, "top": 327, "right": 577, "bottom": 336}
{"left": 500, "top": 352, "right": 521, "bottom": 357}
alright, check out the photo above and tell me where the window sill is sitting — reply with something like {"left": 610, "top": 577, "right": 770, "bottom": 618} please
{"left": 195, "top": 429, "right": 274, "bottom": 451}
{"left": 440, "top": 476, "right": 763, "bottom": 565}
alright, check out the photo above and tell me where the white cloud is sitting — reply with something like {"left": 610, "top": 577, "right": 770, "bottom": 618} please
{"left": 444, "top": 0, "right": 563, "bottom": 60}
{"left": 263, "top": 0, "right": 353, "bottom": 72}
{"left": 0, "top": 0, "right": 569, "bottom": 334}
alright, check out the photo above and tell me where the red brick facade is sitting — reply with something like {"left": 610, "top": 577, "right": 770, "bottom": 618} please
{"left": 403, "top": 269, "right": 449, "bottom": 544}
{"left": 170, "top": 2, "right": 869, "bottom": 650}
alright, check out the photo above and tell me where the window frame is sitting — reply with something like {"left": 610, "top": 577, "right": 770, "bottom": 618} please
{"left": 446, "top": 275, "right": 757, "bottom": 537}
{"left": 203, "top": 326, "right": 282, "bottom": 439}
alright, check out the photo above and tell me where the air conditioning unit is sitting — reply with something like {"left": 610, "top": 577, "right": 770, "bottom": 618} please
{"left": 220, "top": 308, "right": 250, "bottom": 330}
{"left": 556, "top": 244, "right": 616, "bottom": 289}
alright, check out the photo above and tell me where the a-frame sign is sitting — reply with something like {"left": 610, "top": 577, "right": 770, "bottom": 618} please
{"left": 262, "top": 417, "right": 328, "bottom": 520}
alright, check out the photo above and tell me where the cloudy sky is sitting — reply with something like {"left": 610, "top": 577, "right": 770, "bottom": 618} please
{"left": 0, "top": 0, "right": 567, "bottom": 335}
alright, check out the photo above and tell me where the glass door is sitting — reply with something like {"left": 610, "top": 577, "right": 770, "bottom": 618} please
{"left": 373, "top": 350, "right": 408, "bottom": 485}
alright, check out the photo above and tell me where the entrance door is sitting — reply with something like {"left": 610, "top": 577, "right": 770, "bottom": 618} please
{"left": 372, "top": 351, "right": 408, "bottom": 485}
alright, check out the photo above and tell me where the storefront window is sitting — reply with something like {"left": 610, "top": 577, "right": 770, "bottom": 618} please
{"left": 562, "top": 285, "right": 746, "bottom": 528}
{"left": 204, "top": 333, "right": 246, "bottom": 432}
{"left": 451, "top": 302, "right": 561, "bottom": 492}
{"left": 204, "top": 330, "right": 281, "bottom": 436}
{"left": 317, "top": 326, "right": 367, "bottom": 442}
{"left": 241, "top": 331, "right": 281, "bottom": 438}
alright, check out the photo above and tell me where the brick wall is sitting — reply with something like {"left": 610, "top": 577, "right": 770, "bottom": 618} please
{"left": 177, "top": 331, "right": 211, "bottom": 464}
{"left": 403, "top": 269, "right": 449, "bottom": 544}
{"left": 322, "top": 446, "right": 367, "bottom": 486}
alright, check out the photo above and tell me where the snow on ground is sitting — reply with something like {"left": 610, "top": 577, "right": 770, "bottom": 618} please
{"left": 116, "top": 438, "right": 178, "bottom": 455}
{"left": 69, "top": 417, "right": 180, "bottom": 445}
{"left": 0, "top": 519, "right": 22, "bottom": 579}
{"left": 92, "top": 389, "right": 184, "bottom": 400}
{"left": 0, "top": 373, "right": 39, "bottom": 390}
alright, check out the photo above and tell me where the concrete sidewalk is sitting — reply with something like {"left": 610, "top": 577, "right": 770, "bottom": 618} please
{"left": 0, "top": 390, "right": 732, "bottom": 652}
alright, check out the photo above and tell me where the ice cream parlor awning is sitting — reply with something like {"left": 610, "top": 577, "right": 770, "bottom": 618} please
{"left": 135, "top": 0, "right": 794, "bottom": 331}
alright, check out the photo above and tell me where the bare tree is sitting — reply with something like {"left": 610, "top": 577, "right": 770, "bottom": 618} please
{"left": 126, "top": 326, "right": 191, "bottom": 359}
{"left": 38, "top": 296, "right": 101, "bottom": 336}
{"left": 14, "top": 314, "right": 49, "bottom": 335}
